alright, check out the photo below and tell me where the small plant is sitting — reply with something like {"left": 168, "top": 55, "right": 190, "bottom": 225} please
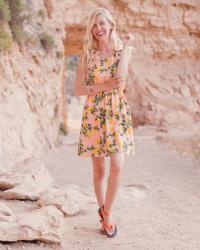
{"left": 39, "top": 32, "right": 56, "bottom": 52}
{"left": 59, "top": 122, "right": 68, "bottom": 135}
{"left": 0, "top": 0, "right": 11, "bottom": 23}
{"left": 8, "top": 0, "right": 29, "bottom": 43}
{"left": 11, "top": 23, "right": 26, "bottom": 42}
{"left": 0, "top": 28, "right": 12, "bottom": 50}
{"left": 37, "top": 9, "right": 45, "bottom": 19}
{"left": 8, "top": 0, "right": 26, "bottom": 14}
{"left": 56, "top": 50, "right": 64, "bottom": 59}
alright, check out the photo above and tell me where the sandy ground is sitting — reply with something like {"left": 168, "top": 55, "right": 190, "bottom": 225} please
{"left": 1, "top": 125, "right": 200, "bottom": 250}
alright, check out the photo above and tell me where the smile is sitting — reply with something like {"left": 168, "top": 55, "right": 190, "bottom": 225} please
{"left": 96, "top": 31, "right": 105, "bottom": 37}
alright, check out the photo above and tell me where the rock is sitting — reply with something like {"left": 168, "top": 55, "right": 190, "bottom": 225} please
{"left": 0, "top": 202, "right": 63, "bottom": 244}
{"left": 0, "top": 162, "right": 54, "bottom": 200}
{"left": 0, "top": 0, "right": 199, "bottom": 167}
{"left": 0, "top": 202, "right": 13, "bottom": 217}
{"left": 184, "top": 8, "right": 200, "bottom": 32}
{"left": 63, "top": 1, "right": 200, "bottom": 158}
{"left": 37, "top": 185, "right": 95, "bottom": 215}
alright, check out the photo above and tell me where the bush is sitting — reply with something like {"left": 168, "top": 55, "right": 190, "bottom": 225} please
{"left": 37, "top": 9, "right": 45, "bottom": 19}
{"left": 56, "top": 50, "right": 64, "bottom": 59}
{"left": 11, "top": 23, "right": 27, "bottom": 42}
{"left": 39, "top": 32, "right": 56, "bottom": 52}
{"left": 8, "top": 0, "right": 29, "bottom": 43}
{"left": 0, "top": 28, "right": 12, "bottom": 50}
{"left": 8, "top": 0, "right": 26, "bottom": 14}
{"left": 0, "top": 1, "right": 56, "bottom": 52}
{"left": 0, "top": 0, "right": 11, "bottom": 23}
{"left": 59, "top": 122, "right": 68, "bottom": 135}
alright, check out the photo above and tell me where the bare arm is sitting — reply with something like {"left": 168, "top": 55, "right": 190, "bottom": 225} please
{"left": 116, "top": 33, "right": 135, "bottom": 80}
{"left": 116, "top": 45, "right": 132, "bottom": 81}
{"left": 74, "top": 54, "right": 90, "bottom": 96}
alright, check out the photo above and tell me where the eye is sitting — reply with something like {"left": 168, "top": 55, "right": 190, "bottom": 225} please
{"left": 93, "top": 23, "right": 97, "bottom": 28}
{"left": 100, "top": 21, "right": 105, "bottom": 26}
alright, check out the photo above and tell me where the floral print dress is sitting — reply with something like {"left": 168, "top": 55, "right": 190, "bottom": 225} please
{"left": 77, "top": 48, "right": 134, "bottom": 158}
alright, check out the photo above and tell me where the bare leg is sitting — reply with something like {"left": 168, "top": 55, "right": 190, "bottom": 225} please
{"left": 92, "top": 157, "right": 106, "bottom": 207}
{"left": 103, "top": 152, "right": 125, "bottom": 233}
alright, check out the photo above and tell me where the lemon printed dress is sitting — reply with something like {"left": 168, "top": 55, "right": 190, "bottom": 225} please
{"left": 77, "top": 48, "right": 134, "bottom": 158}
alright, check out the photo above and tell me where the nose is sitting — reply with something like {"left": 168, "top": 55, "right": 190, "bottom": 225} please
{"left": 95, "top": 25, "right": 102, "bottom": 30}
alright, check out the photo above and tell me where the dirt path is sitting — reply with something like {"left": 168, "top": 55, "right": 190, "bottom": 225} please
{"left": 1, "top": 126, "right": 199, "bottom": 250}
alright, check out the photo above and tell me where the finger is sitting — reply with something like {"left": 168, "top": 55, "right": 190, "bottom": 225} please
{"left": 113, "top": 73, "right": 121, "bottom": 78}
{"left": 118, "top": 80, "right": 126, "bottom": 85}
{"left": 113, "top": 74, "right": 121, "bottom": 79}
{"left": 113, "top": 77, "right": 122, "bottom": 82}
{"left": 116, "top": 77, "right": 125, "bottom": 83}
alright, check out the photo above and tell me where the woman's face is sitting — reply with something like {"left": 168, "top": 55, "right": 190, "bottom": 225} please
{"left": 92, "top": 14, "right": 112, "bottom": 42}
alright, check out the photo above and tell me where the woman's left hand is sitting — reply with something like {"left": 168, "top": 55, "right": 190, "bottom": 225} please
{"left": 122, "top": 33, "right": 134, "bottom": 47}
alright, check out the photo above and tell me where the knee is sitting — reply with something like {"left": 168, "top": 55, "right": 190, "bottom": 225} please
{"left": 110, "top": 164, "right": 122, "bottom": 175}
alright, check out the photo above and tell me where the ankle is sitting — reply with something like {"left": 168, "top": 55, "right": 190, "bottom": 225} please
{"left": 102, "top": 207, "right": 111, "bottom": 217}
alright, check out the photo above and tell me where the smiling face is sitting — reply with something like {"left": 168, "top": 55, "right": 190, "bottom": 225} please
{"left": 92, "top": 14, "right": 112, "bottom": 42}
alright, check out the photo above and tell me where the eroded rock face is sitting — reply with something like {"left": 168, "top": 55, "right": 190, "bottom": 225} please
{"left": 63, "top": 0, "right": 200, "bottom": 157}
{"left": 0, "top": 163, "right": 93, "bottom": 244}
{"left": 64, "top": 0, "right": 200, "bottom": 129}
{"left": 0, "top": 0, "right": 66, "bottom": 168}
{"left": 0, "top": 1, "right": 199, "bottom": 166}
{"left": 0, "top": 202, "right": 63, "bottom": 244}
{"left": 37, "top": 185, "right": 95, "bottom": 216}
{"left": 0, "top": 162, "right": 54, "bottom": 200}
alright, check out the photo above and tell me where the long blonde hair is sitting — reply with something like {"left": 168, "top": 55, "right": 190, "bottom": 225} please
{"left": 83, "top": 8, "right": 122, "bottom": 67}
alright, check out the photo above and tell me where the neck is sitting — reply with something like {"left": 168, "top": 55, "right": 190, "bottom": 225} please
{"left": 97, "top": 39, "right": 112, "bottom": 52}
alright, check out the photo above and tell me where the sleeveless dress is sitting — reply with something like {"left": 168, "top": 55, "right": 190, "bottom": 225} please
{"left": 77, "top": 48, "right": 134, "bottom": 158}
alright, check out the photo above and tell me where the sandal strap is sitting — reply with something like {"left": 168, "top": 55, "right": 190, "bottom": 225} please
{"left": 103, "top": 222, "right": 115, "bottom": 230}
{"left": 102, "top": 207, "right": 110, "bottom": 216}
{"left": 98, "top": 205, "right": 104, "bottom": 221}
{"left": 100, "top": 219, "right": 115, "bottom": 227}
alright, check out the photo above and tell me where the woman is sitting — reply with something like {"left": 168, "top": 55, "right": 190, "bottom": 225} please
{"left": 75, "top": 7, "right": 134, "bottom": 238}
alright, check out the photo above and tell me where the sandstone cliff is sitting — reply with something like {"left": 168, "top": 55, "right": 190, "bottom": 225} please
{"left": 0, "top": 0, "right": 200, "bottom": 168}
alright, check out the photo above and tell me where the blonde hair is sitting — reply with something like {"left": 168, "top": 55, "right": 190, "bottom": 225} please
{"left": 82, "top": 8, "right": 122, "bottom": 67}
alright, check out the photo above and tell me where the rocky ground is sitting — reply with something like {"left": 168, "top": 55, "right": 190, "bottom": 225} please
{"left": 0, "top": 125, "right": 199, "bottom": 250}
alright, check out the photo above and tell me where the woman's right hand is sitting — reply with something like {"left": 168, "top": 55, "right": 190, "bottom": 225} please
{"left": 108, "top": 74, "right": 126, "bottom": 89}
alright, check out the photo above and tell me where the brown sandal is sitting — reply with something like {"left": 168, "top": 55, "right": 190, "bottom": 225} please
{"left": 98, "top": 205, "right": 104, "bottom": 221}
{"left": 100, "top": 207, "right": 117, "bottom": 238}
{"left": 98, "top": 205, "right": 105, "bottom": 234}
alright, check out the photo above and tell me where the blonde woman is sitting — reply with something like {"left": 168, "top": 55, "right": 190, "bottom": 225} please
{"left": 75, "top": 7, "right": 134, "bottom": 238}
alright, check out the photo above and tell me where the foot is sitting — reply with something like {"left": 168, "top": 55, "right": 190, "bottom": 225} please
{"left": 101, "top": 207, "right": 117, "bottom": 238}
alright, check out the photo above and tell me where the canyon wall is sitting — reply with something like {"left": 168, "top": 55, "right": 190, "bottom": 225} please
{"left": 0, "top": 1, "right": 66, "bottom": 167}
{"left": 64, "top": 0, "right": 200, "bottom": 129}
{"left": 1, "top": 0, "right": 199, "bottom": 168}
{"left": 64, "top": 0, "right": 200, "bottom": 157}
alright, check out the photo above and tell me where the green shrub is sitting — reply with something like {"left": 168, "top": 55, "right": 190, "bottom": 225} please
{"left": 8, "top": 0, "right": 26, "bottom": 14}
{"left": 0, "top": 28, "right": 12, "bottom": 50}
{"left": 56, "top": 51, "right": 64, "bottom": 59}
{"left": 8, "top": 0, "right": 28, "bottom": 43}
{"left": 0, "top": 1, "right": 56, "bottom": 51}
{"left": 0, "top": 0, "right": 11, "bottom": 23}
{"left": 11, "top": 23, "right": 27, "bottom": 42}
{"left": 38, "top": 9, "right": 45, "bottom": 19}
{"left": 59, "top": 122, "right": 68, "bottom": 135}
{"left": 39, "top": 32, "right": 56, "bottom": 52}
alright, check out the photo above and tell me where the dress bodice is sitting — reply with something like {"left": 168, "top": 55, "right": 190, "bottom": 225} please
{"left": 85, "top": 48, "right": 122, "bottom": 86}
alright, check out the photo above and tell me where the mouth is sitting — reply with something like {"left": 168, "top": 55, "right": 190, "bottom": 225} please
{"left": 96, "top": 31, "right": 106, "bottom": 38}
